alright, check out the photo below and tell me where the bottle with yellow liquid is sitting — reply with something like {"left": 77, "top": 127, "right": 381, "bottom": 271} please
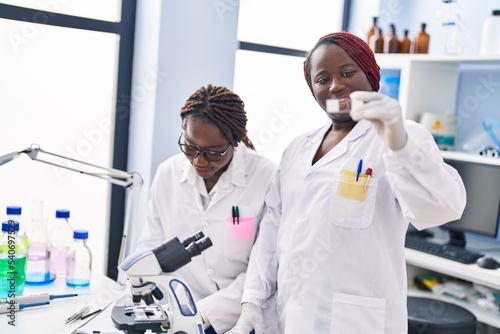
{"left": 6, "top": 206, "right": 29, "bottom": 249}
{"left": 0, "top": 221, "right": 27, "bottom": 298}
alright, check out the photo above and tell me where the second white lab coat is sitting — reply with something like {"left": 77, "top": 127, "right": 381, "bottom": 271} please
{"left": 137, "top": 145, "right": 276, "bottom": 333}
{"left": 242, "top": 119, "right": 466, "bottom": 334}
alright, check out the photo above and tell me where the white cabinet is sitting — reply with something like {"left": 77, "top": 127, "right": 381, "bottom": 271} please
{"left": 377, "top": 54, "right": 500, "bottom": 332}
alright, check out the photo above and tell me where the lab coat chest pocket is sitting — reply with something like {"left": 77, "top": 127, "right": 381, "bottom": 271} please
{"left": 225, "top": 207, "right": 256, "bottom": 262}
{"left": 330, "top": 292, "right": 385, "bottom": 334}
{"left": 329, "top": 170, "right": 378, "bottom": 228}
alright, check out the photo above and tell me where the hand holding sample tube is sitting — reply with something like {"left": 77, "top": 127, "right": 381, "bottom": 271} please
{"left": 349, "top": 91, "right": 408, "bottom": 151}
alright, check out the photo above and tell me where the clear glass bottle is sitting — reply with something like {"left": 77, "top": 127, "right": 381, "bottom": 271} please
{"left": 25, "top": 200, "right": 54, "bottom": 285}
{"left": 384, "top": 24, "right": 399, "bottom": 53}
{"left": 6, "top": 206, "right": 29, "bottom": 250}
{"left": 414, "top": 23, "right": 430, "bottom": 54}
{"left": 0, "top": 221, "right": 27, "bottom": 298}
{"left": 66, "top": 230, "right": 92, "bottom": 288}
{"left": 398, "top": 29, "right": 412, "bottom": 53}
{"left": 48, "top": 209, "right": 74, "bottom": 277}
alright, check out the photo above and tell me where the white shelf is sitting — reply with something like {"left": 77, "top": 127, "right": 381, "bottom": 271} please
{"left": 405, "top": 248, "right": 500, "bottom": 291}
{"left": 441, "top": 151, "right": 500, "bottom": 166}
{"left": 376, "top": 54, "right": 500, "bottom": 64}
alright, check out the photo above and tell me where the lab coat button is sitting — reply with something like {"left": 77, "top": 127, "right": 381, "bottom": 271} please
{"left": 202, "top": 221, "right": 209, "bottom": 228}
{"left": 207, "top": 268, "right": 214, "bottom": 275}
{"left": 305, "top": 175, "right": 312, "bottom": 181}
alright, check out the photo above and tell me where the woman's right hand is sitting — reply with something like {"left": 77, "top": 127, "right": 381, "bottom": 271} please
{"left": 225, "top": 303, "right": 263, "bottom": 334}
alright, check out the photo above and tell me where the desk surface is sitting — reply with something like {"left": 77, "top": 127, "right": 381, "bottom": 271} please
{"left": 0, "top": 273, "right": 126, "bottom": 334}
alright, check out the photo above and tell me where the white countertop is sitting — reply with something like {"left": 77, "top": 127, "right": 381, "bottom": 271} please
{"left": 0, "top": 273, "right": 127, "bottom": 334}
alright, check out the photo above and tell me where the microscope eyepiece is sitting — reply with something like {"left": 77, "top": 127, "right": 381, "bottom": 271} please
{"left": 181, "top": 231, "right": 205, "bottom": 247}
{"left": 153, "top": 233, "right": 212, "bottom": 273}
{"left": 185, "top": 237, "right": 213, "bottom": 257}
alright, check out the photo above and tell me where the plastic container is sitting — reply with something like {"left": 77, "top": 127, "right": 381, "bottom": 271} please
{"left": 66, "top": 230, "right": 92, "bottom": 288}
{"left": 48, "top": 209, "right": 74, "bottom": 277}
{"left": 0, "top": 221, "right": 27, "bottom": 298}
{"left": 480, "top": 10, "right": 500, "bottom": 56}
{"left": 6, "top": 206, "right": 29, "bottom": 249}
{"left": 25, "top": 200, "right": 54, "bottom": 285}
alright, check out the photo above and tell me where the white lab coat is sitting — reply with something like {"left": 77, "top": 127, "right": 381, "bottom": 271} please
{"left": 241, "top": 119, "right": 466, "bottom": 334}
{"left": 136, "top": 145, "right": 276, "bottom": 334}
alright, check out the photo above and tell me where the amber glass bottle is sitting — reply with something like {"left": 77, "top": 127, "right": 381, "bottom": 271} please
{"left": 398, "top": 29, "right": 412, "bottom": 53}
{"left": 366, "top": 17, "right": 379, "bottom": 44}
{"left": 414, "top": 23, "right": 430, "bottom": 54}
{"left": 384, "top": 24, "right": 399, "bottom": 53}
{"left": 369, "top": 28, "right": 384, "bottom": 53}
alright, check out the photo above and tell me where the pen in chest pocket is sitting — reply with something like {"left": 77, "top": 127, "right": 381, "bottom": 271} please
{"left": 356, "top": 159, "right": 363, "bottom": 182}
{"left": 231, "top": 205, "right": 240, "bottom": 224}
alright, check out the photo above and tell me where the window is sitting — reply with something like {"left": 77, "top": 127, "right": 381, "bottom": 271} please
{"left": 0, "top": 2, "right": 136, "bottom": 280}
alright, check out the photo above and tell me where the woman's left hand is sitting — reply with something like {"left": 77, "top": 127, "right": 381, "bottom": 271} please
{"left": 349, "top": 91, "right": 408, "bottom": 151}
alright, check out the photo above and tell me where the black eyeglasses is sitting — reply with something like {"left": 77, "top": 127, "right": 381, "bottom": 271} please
{"left": 178, "top": 134, "right": 232, "bottom": 162}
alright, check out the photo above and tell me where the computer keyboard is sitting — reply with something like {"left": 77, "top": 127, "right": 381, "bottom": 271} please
{"left": 405, "top": 234, "right": 484, "bottom": 264}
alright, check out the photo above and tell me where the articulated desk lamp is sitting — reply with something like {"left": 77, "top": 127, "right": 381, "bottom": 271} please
{"left": 0, "top": 144, "right": 143, "bottom": 282}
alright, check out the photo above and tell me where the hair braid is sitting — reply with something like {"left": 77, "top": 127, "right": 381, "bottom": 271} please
{"left": 180, "top": 84, "right": 255, "bottom": 150}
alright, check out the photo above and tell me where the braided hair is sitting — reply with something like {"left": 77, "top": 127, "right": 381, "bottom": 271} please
{"left": 303, "top": 32, "right": 380, "bottom": 94}
{"left": 180, "top": 84, "right": 255, "bottom": 150}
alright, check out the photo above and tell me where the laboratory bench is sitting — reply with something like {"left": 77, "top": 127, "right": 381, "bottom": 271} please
{"left": 0, "top": 272, "right": 126, "bottom": 334}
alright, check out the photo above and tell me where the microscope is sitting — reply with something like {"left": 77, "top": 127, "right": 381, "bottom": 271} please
{"left": 112, "top": 231, "right": 213, "bottom": 334}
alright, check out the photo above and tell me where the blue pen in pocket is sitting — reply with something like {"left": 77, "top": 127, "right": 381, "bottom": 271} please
{"left": 356, "top": 159, "right": 363, "bottom": 182}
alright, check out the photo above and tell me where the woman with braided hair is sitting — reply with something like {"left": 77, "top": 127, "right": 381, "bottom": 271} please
{"left": 227, "top": 32, "right": 465, "bottom": 333}
{"left": 137, "top": 84, "right": 276, "bottom": 334}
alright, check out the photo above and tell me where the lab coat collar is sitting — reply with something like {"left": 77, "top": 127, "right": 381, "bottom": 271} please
{"left": 301, "top": 119, "right": 372, "bottom": 170}
{"left": 179, "top": 146, "right": 248, "bottom": 189}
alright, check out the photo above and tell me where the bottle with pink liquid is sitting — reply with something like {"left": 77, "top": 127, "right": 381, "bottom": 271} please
{"left": 48, "top": 209, "right": 74, "bottom": 278}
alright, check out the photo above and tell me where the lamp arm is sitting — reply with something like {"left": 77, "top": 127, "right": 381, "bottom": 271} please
{"left": 13, "top": 144, "right": 144, "bottom": 280}
{"left": 21, "top": 145, "right": 139, "bottom": 188}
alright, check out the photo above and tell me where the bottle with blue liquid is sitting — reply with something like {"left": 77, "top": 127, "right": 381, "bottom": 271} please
{"left": 0, "top": 221, "right": 27, "bottom": 298}
{"left": 66, "top": 230, "right": 92, "bottom": 287}
{"left": 25, "top": 200, "right": 54, "bottom": 285}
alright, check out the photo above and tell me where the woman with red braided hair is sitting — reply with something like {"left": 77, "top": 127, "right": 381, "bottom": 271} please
{"left": 136, "top": 84, "right": 277, "bottom": 334}
{"left": 227, "top": 32, "right": 465, "bottom": 333}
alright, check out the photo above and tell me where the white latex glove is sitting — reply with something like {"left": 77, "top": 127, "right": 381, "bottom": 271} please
{"left": 225, "top": 302, "right": 263, "bottom": 334}
{"left": 349, "top": 91, "right": 408, "bottom": 151}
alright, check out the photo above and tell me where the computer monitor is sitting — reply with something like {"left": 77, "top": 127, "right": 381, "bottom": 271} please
{"left": 441, "top": 158, "right": 500, "bottom": 248}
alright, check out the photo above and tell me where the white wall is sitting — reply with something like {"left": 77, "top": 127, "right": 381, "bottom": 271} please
{"left": 126, "top": 0, "right": 240, "bottom": 253}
